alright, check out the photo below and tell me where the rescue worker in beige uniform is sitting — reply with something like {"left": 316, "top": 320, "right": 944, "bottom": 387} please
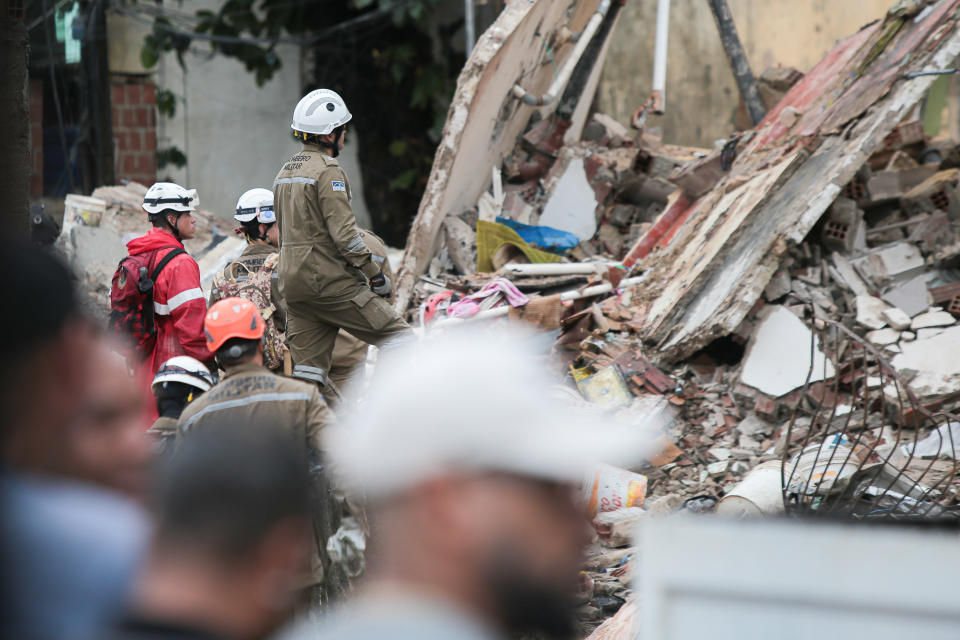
{"left": 273, "top": 88, "right": 410, "bottom": 390}
{"left": 176, "top": 297, "right": 333, "bottom": 448}
{"left": 176, "top": 297, "right": 339, "bottom": 599}
{"left": 328, "top": 229, "right": 395, "bottom": 390}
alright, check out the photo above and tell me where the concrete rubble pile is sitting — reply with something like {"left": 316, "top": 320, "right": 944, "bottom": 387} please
{"left": 395, "top": 2, "right": 960, "bottom": 633}
{"left": 57, "top": 181, "right": 246, "bottom": 317}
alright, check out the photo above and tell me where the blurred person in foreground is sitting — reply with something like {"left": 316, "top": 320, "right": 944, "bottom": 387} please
{"left": 110, "top": 424, "right": 313, "bottom": 640}
{"left": 64, "top": 338, "right": 154, "bottom": 499}
{"left": 0, "top": 241, "right": 149, "bottom": 640}
{"left": 286, "top": 325, "right": 650, "bottom": 640}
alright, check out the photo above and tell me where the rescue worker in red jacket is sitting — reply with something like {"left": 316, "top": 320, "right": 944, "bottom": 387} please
{"left": 127, "top": 182, "right": 211, "bottom": 419}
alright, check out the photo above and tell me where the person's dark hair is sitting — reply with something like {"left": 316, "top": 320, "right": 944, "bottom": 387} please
{"left": 149, "top": 209, "right": 183, "bottom": 231}
{"left": 154, "top": 381, "right": 195, "bottom": 419}
{"left": 153, "top": 423, "right": 310, "bottom": 560}
{"left": 239, "top": 218, "right": 263, "bottom": 241}
{"left": 216, "top": 337, "right": 260, "bottom": 367}
{"left": 0, "top": 241, "right": 77, "bottom": 364}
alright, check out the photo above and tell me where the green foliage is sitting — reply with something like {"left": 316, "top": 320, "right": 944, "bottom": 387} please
{"left": 156, "top": 89, "right": 177, "bottom": 118}
{"left": 157, "top": 146, "right": 188, "bottom": 170}
{"left": 134, "top": 0, "right": 461, "bottom": 244}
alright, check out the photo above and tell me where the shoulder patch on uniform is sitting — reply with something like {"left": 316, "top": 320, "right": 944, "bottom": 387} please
{"left": 331, "top": 180, "right": 346, "bottom": 192}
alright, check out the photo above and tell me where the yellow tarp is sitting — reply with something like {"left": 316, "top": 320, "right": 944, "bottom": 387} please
{"left": 475, "top": 219, "right": 563, "bottom": 273}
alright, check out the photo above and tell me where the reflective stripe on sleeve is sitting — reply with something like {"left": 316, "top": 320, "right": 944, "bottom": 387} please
{"left": 182, "top": 392, "right": 313, "bottom": 432}
{"left": 154, "top": 287, "right": 205, "bottom": 315}
{"left": 273, "top": 177, "right": 316, "bottom": 186}
{"left": 293, "top": 364, "right": 327, "bottom": 385}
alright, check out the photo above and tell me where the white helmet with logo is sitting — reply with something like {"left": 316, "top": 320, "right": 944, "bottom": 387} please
{"left": 291, "top": 89, "right": 352, "bottom": 135}
{"left": 234, "top": 188, "right": 276, "bottom": 224}
{"left": 142, "top": 182, "right": 199, "bottom": 215}
{"left": 151, "top": 356, "right": 214, "bottom": 394}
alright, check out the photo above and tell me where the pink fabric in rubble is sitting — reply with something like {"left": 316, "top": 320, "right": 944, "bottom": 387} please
{"left": 446, "top": 277, "right": 529, "bottom": 319}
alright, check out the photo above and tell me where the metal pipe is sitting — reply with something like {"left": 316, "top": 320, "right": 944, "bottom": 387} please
{"left": 499, "top": 262, "right": 611, "bottom": 276}
{"left": 706, "top": 0, "right": 766, "bottom": 126}
{"left": 464, "top": 0, "right": 476, "bottom": 58}
{"left": 652, "top": 0, "right": 671, "bottom": 114}
{"left": 511, "top": 0, "right": 612, "bottom": 107}
{"left": 428, "top": 275, "right": 645, "bottom": 329}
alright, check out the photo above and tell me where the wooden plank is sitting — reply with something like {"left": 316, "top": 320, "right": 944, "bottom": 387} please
{"left": 634, "top": 7, "right": 960, "bottom": 363}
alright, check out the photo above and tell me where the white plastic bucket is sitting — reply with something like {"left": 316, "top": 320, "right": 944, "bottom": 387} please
{"left": 63, "top": 194, "right": 105, "bottom": 233}
{"left": 717, "top": 460, "right": 784, "bottom": 517}
{"left": 584, "top": 463, "right": 648, "bottom": 518}
{"left": 784, "top": 439, "right": 857, "bottom": 496}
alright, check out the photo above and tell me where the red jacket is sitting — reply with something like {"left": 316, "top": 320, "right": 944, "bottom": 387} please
{"left": 126, "top": 229, "right": 210, "bottom": 418}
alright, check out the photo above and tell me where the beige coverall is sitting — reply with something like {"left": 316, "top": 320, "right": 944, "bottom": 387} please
{"left": 273, "top": 143, "right": 409, "bottom": 388}
{"left": 175, "top": 362, "right": 337, "bottom": 588}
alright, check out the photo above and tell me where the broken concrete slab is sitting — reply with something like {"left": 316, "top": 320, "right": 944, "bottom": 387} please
{"left": 881, "top": 307, "right": 912, "bottom": 331}
{"left": 763, "top": 269, "right": 791, "bottom": 302}
{"left": 882, "top": 274, "right": 930, "bottom": 317}
{"left": 443, "top": 215, "right": 478, "bottom": 275}
{"left": 740, "top": 306, "right": 836, "bottom": 398}
{"left": 830, "top": 252, "right": 869, "bottom": 296}
{"left": 859, "top": 242, "right": 925, "bottom": 284}
{"left": 855, "top": 295, "right": 891, "bottom": 330}
{"left": 891, "top": 325, "right": 960, "bottom": 400}
{"left": 910, "top": 310, "right": 956, "bottom": 330}
{"left": 916, "top": 327, "right": 946, "bottom": 340}
{"left": 540, "top": 156, "right": 600, "bottom": 241}
{"left": 866, "top": 328, "right": 900, "bottom": 346}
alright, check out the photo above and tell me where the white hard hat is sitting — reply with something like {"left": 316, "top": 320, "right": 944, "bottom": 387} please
{"left": 328, "top": 325, "right": 656, "bottom": 500}
{"left": 152, "top": 356, "right": 214, "bottom": 394}
{"left": 234, "top": 188, "right": 276, "bottom": 224}
{"left": 142, "top": 182, "right": 199, "bottom": 215}
{"left": 291, "top": 89, "right": 352, "bottom": 135}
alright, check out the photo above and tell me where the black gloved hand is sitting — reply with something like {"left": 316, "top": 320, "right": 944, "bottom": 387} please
{"left": 369, "top": 272, "right": 392, "bottom": 298}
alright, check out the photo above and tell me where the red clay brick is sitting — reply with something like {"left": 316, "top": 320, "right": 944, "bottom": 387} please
{"left": 122, "top": 154, "right": 136, "bottom": 175}
{"left": 112, "top": 84, "right": 126, "bottom": 105}
{"left": 142, "top": 83, "right": 156, "bottom": 104}
{"left": 135, "top": 107, "right": 148, "bottom": 128}
{"left": 127, "top": 84, "right": 140, "bottom": 104}
{"left": 144, "top": 130, "right": 157, "bottom": 152}
{"left": 112, "top": 110, "right": 120, "bottom": 128}
{"left": 122, "top": 108, "right": 137, "bottom": 128}
{"left": 136, "top": 154, "right": 155, "bottom": 177}
{"left": 127, "top": 131, "right": 142, "bottom": 151}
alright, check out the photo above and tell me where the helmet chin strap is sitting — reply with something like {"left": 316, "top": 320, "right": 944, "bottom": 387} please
{"left": 317, "top": 127, "right": 344, "bottom": 158}
{"left": 156, "top": 211, "right": 182, "bottom": 240}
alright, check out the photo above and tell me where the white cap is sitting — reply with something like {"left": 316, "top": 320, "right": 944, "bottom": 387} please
{"left": 328, "top": 325, "right": 655, "bottom": 499}
{"left": 234, "top": 187, "right": 275, "bottom": 224}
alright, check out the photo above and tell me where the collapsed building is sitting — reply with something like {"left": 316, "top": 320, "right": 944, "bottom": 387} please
{"left": 50, "top": 0, "right": 960, "bottom": 632}
{"left": 392, "top": 0, "right": 960, "bottom": 632}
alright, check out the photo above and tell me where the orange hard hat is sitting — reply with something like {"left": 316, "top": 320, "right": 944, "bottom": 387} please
{"left": 204, "top": 297, "right": 264, "bottom": 352}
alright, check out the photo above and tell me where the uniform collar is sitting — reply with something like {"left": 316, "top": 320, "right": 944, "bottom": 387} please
{"left": 222, "top": 362, "right": 272, "bottom": 379}
{"left": 301, "top": 142, "right": 332, "bottom": 158}
{"left": 241, "top": 243, "right": 276, "bottom": 257}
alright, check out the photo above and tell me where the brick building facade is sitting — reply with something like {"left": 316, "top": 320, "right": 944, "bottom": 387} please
{"left": 111, "top": 77, "right": 157, "bottom": 185}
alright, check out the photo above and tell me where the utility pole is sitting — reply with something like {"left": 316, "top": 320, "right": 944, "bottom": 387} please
{"left": 706, "top": 0, "right": 766, "bottom": 126}
{"left": 0, "top": 2, "right": 31, "bottom": 235}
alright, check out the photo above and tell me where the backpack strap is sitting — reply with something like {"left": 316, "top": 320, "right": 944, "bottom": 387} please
{"left": 151, "top": 247, "right": 187, "bottom": 282}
